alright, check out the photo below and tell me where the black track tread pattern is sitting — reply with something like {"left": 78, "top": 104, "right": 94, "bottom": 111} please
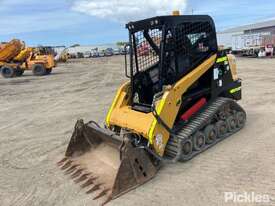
{"left": 164, "top": 97, "right": 246, "bottom": 162}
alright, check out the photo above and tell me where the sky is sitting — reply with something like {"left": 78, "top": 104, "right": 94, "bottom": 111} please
{"left": 0, "top": 0, "right": 274, "bottom": 46}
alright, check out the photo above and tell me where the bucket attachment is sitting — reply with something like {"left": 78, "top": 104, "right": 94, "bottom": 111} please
{"left": 58, "top": 119, "right": 158, "bottom": 205}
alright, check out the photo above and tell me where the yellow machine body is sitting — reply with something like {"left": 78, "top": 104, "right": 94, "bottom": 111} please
{"left": 13, "top": 47, "right": 33, "bottom": 62}
{"left": 57, "top": 14, "right": 245, "bottom": 206}
{"left": 26, "top": 53, "right": 56, "bottom": 70}
{"left": 0, "top": 39, "right": 24, "bottom": 62}
{"left": 0, "top": 42, "right": 56, "bottom": 78}
{"left": 227, "top": 54, "right": 238, "bottom": 81}
{"left": 106, "top": 55, "right": 219, "bottom": 156}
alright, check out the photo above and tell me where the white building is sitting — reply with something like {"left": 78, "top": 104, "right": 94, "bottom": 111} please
{"left": 218, "top": 19, "right": 275, "bottom": 51}
{"left": 66, "top": 44, "right": 118, "bottom": 55}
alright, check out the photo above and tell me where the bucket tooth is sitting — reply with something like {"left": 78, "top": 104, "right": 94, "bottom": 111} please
{"left": 93, "top": 188, "right": 110, "bottom": 200}
{"left": 57, "top": 157, "right": 68, "bottom": 166}
{"left": 101, "top": 196, "right": 112, "bottom": 206}
{"left": 60, "top": 160, "right": 72, "bottom": 170}
{"left": 74, "top": 173, "right": 90, "bottom": 183}
{"left": 86, "top": 184, "right": 101, "bottom": 194}
{"left": 64, "top": 165, "right": 79, "bottom": 175}
{"left": 71, "top": 169, "right": 84, "bottom": 179}
{"left": 81, "top": 177, "right": 96, "bottom": 188}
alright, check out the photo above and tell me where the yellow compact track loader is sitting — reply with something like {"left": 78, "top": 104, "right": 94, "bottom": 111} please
{"left": 58, "top": 14, "right": 246, "bottom": 205}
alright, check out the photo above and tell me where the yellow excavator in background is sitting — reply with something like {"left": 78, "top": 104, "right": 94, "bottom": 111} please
{"left": 58, "top": 12, "right": 246, "bottom": 205}
{"left": 0, "top": 39, "right": 55, "bottom": 78}
{"left": 56, "top": 48, "right": 69, "bottom": 63}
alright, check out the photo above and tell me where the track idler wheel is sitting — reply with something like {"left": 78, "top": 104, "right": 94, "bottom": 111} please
{"left": 226, "top": 115, "right": 237, "bottom": 131}
{"left": 192, "top": 131, "right": 205, "bottom": 151}
{"left": 179, "top": 139, "right": 193, "bottom": 161}
{"left": 236, "top": 111, "right": 246, "bottom": 128}
{"left": 216, "top": 120, "right": 228, "bottom": 138}
{"left": 204, "top": 124, "right": 217, "bottom": 144}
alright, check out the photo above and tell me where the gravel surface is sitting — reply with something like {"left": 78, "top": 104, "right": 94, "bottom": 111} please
{"left": 0, "top": 56, "right": 274, "bottom": 206}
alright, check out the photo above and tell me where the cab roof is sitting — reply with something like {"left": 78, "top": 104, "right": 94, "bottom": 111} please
{"left": 126, "top": 15, "right": 216, "bottom": 33}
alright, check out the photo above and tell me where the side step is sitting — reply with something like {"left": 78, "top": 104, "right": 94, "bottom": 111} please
{"left": 164, "top": 97, "right": 246, "bottom": 162}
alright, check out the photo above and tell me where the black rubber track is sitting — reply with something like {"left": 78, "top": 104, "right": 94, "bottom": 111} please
{"left": 164, "top": 97, "right": 246, "bottom": 162}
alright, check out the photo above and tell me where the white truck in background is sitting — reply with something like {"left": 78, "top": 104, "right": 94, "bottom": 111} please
{"left": 231, "top": 32, "right": 274, "bottom": 57}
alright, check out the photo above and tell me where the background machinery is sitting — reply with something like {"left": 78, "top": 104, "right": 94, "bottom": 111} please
{"left": 27, "top": 46, "right": 56, "bottom": 76}
{"left": 55, "top": 48, "right": 69, "bottom": 63}
{"left": 0, "top": 40, "right": 55, "bottom": 78}
{"left": 58, "top": 13, "right": 246, "bottom": 205}
{"left": 0, "top": 39, "right": 25, "bottom": 77}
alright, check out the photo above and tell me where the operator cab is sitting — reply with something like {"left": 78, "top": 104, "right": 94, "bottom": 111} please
{"left": 125, "top": 15, "right": 218, "bottom": 113}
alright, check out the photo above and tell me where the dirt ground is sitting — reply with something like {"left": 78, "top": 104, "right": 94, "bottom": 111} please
{"left": 0, "top": 56, "right": 275, "bottom": 206}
